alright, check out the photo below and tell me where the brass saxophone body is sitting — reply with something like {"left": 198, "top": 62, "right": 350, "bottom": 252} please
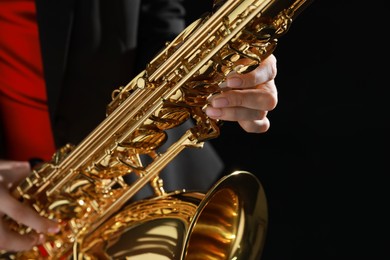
{"left": 1, "top": 0, "right": 312, "bottom": 259}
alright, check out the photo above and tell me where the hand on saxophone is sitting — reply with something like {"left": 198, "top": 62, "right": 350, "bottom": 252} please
{"left": 205, "top": 54, "right": 278, "bottom": 133}
{"left": 0, "top": 160, "right": 60, "bottom": 251}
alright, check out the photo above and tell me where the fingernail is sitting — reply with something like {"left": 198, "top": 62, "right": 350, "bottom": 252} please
{"left": 48, "top": 225, "right": 61, "bottom": 234}
{"left": 30, "top": 233, "right": 45, "bottom": 246}
{"left": 212, "top": 97, "right": 229, "bottom": 108}
{"left": 219, "top": 81, "right": 227, "bottom": 88}
{"left": 37, "top": 233, "right": 46, "bottom": 244}
{"left": 227, "top": 77, "right": 243, "bottom": 88}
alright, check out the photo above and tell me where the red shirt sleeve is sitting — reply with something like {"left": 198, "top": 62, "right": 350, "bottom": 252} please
{"left": 0, "top": 0, "right": 55, "bottom": 161}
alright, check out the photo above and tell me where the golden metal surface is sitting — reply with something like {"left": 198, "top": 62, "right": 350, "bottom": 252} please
{"left": 1, "top": 0, "right": 312, "bottom": 259}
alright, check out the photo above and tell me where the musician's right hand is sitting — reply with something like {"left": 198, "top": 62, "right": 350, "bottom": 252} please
{"left": 0, "top": 160, "right": 60, "bottom": 251}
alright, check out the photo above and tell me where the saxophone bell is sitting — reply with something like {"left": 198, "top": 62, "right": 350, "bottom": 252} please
{"left": 80, "top": 171, "right": 267, "bottom": 260}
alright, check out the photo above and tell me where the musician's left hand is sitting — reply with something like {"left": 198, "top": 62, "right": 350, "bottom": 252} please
{"left": 205, "top": 54, "right": 278, "bottom": 133}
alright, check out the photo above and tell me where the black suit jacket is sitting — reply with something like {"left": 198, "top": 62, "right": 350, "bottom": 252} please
{"left": 35, "top": 0, "right": 187, "bottom": 146}
{"left": 0, "top": 0, "right": 223, "bottom": 191}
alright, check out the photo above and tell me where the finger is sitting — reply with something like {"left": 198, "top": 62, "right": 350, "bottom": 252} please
{"left": 208, "top": 85, "right": 277, "bottom": 112}
{"left": 0, "top": 222, "right": 44, "bottom": 251}
{"left": 0, "top": 161, "right": 31, "bottom": 186}
{"left": 205, "top": 106, "right": 267, "bottom": 122}
{"left": 0, "top": 188, "right": 60, "bottom": 235}
{"left": 220, "top": 54, "right": 277, "bottom": 89}
{"left": 238, "top": 117, "right": 271, "bottom": 133}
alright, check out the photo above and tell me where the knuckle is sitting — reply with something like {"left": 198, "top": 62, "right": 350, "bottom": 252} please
{"left": 225, "top": 90, "right": 243, "bottom": 107}
{"left": 265, "top": 60, "right": 277, "bottom": 82}
{"left": 268, "top": 54, "right": 278, "bottom": 77}
{"left": 240, "top": 118, "right": 270, "bottom": 133}
{"left": 260, "top": 89, "right": 277, "bottom": 111}
{"left": 267, "top": 92, "right": 278, "bottom": 111}
{"left": 269, "top": 62, "right": 277, "bottom": 81}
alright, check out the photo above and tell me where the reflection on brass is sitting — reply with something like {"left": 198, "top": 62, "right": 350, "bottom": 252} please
{"left": 1, "top": 0, "right": 312, "bottom": 259}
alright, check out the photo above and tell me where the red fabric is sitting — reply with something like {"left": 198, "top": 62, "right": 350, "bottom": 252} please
{"left": 0, "top": 0, "right": 55, "bottom": 161}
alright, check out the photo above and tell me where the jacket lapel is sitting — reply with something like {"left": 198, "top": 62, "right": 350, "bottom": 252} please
{"left": 35, "top": 0, "right": 75, "bottom": 119}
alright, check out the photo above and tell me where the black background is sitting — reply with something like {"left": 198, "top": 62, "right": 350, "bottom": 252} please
{"left": 184, "top": 1, "right": 389, "bottom": 259}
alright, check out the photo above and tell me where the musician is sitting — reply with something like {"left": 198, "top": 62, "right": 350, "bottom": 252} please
{"left": 0, "top": 0, "right": 278, "bottom": 252}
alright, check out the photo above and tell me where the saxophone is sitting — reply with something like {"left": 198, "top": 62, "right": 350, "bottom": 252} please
{"left": 1, "top": 0, "right": 312, "bottom": 259}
